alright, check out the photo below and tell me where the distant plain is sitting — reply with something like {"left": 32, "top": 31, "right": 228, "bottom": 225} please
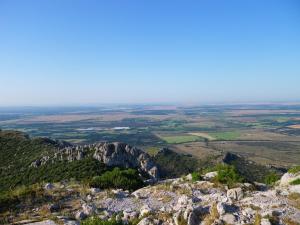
{"left": 1, "top": 104, "right": 300, "bottom": 167}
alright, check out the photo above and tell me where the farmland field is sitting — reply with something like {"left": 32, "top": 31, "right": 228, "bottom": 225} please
{"left": 159, "top": 135, "right": 203, "bottom": 144}
{"left": 1, "top": 104, "right": 300, "bottom": 167}
{"left": 209, "top": 131, "right": 240, "bottom": 140}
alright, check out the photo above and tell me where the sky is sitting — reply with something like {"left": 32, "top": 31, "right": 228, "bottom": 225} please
{"left": 0, "top": 0, "right": 300, "bottom": 106}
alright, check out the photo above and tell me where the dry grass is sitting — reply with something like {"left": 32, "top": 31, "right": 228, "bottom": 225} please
{"left": 202, "top": 203, "right": 219, "bottom": 225}
{"left": 177, "top": 213, "right": 188, "bottom": 225}
{"left": 253, "top": 213, "right": 261, "bottom": 225}
{"left": 282, "top": 217, "right": 300, "bottom": 225}
{"left": 156, "top": 211, "right": 173, "bottom": 221}
{"left": 249, "top": 204, "right": 261, "bottom": 211}
{"left": 159, "top": 194, "right": 173, "bottom": 204}
{"left": 288, "top": 192, "right": 300, "bottom": 210}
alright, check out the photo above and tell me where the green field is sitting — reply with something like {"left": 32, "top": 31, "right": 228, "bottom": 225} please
{"left": 209, "top": 131, "right": 240, "bottom": 140}
{"left": 160, "top": 135, "right": 202, "bottom": 144}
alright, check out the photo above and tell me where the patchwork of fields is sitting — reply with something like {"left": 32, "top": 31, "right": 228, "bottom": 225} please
{"left": 1, "top": 104, "right": 300, "bottom": 167}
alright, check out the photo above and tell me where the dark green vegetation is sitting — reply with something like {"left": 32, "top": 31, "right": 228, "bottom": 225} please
{"left": 153, "top": 148, "right": 200, "bottom": 178}
{"left": 191, "top": 171, "right": 202, "bottom": 182}
{"left": 223, "top": 152, "right": 285, "bottom": 183}
{"left": 15, "top": 159, "right": 107, "bottom": 188}
{"left": 0, "top": 130, "right": 145, "bottom": 193}
{"left": 192, "top": 163, "right": 244, "bottom": 187}
{"left": 213, "top": 164, "right": 243, "bottom": 187}
{"left": 0, "top": 130, "right": 104, "bottom": 191}
{"left": 290, "top": 179, "right": 300, "bottom": 185}
{"left": 90, "top": 168, "right": 144, "bottom": 191}
{"left": 264, "top": 172, "right": 280, "bottom": 186}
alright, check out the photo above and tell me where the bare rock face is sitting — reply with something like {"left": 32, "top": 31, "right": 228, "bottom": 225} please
{"left": 93, "top": 142, "right": 159, "bottom": 179}
{"left": 31, "top": 141, "right": 159, "bottom": 180}
{"left": 279, "top": 172, "right": 300, "bottom": 186}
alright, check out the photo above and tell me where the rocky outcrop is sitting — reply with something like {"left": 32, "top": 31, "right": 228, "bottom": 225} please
{"left": 31, "top": 142, "right": 159, "bottom": 179}
{"left": 93, "top": 142, "right": 159, "bottom": 179}
{"left": 279, "top": 171, "right": 300, "bottom": 186}
{"left": 277, "top": 171, "right": 300, "bottom": 195}
{"left": 9, "top": 172, "right": 300, "bottom": 225}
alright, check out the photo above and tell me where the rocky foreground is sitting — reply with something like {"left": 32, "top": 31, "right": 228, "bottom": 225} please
{"left": 12, "top": 170, "right": 300, "bottom": 225}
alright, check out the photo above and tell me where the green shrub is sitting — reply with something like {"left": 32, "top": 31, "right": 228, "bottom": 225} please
{"left": 191, "top": 171, "right": 201, "bottom": 182}
{"left": 153, "top": 148, "right": 200, "bottom": 178}
{"left": 288, "top": 166, "right": 300, "bottom": 174}
{"left": 290, "top": 178, "right": 300, "bottom": 185}
{"left": 81, "top": 217, "right": 140, "bottom": 225}
{"left": 214, "top": 164, "right": 243, "bottom": 187}
{"left": 90, "top": 168, "right": 144, "bottom": 191}
{"left": 81, "top": 217, "right": 124, "bottom": 225}
{"left": 264, "top": 172, "right": 280, "bottom": 186}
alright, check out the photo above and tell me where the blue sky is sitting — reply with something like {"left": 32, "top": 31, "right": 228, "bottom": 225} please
{"left": 0, "top": 0, "right": 299, "bottom": 106}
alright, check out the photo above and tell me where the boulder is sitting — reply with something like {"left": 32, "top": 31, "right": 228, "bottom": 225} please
{"left": 289, "top": 184, "right": 300, "bottom": 193}
{"left": 186, "top": 206, "right": 207, "bottom": 225}
{"left": 112, "top": 189, "right": 130, "bottom": 198}
{"left": 82, "top": 203, "right": 96, "bottom": 216}
{"left": 227, "top": 187, "right": 243, "bottom": 201}
{"left": 221, "top": 214, "right": 236, "bottom": 224}
{"left": 86, "top": 194, "right": 93, "bottom": 201}
{"left": 75, "top": 211, "right": 86, "bottom": 220}
{"left": 216, "top": 202, "right": 226, "bottom": 215}
{"left": 123, "top": 210, "right": 139, "bottom": 221}
{"left": 261, "top": 218, "right": 272, "bottom": 225}
{"left": 186, "top": 173, "right": 193, "bottom": 181}
{"left": 63, "top": 221, "right": 79, "bottom": 225}
{"left": 140, "top": 205, "right": 152, "bottom": 217}
{"left": 98, "top": 210, "right": 111, "bottom": 220}
{"left": 48, "top": 203, "right": 60, "bottom": 212}
{"left": 254, "top": 182, "right": 268, "bottom": 191}
{"left": 44, "top": 183, "right": 54, "bottom": 190}
{"left": 173, "top": 195, "right": 192, "bottom": 210}
{"left": 132, "top": 190, "right": 144, "bottom": 199}
{"left": 90, "top": 188, "right": 100, "bottom": 194}
{"left": 203, "top": 171, "right": 218, "bottom": 181}
{"left": 279, "top": 172, "right": 300, "bottom": 186}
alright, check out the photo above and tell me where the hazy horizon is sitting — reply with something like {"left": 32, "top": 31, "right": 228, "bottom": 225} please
{"left": 1, "top": 0, "right": 300, "bottom": 106}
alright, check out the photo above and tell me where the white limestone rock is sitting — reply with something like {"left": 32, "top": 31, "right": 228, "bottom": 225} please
{"left": 227, "top": 187, "right": 243, "bottom": 201}
{"left": 279, "top": 172, "right": 300, "bottom": 186}
{"left": 203, "top": 171, "right": 218, "bottom": 181}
